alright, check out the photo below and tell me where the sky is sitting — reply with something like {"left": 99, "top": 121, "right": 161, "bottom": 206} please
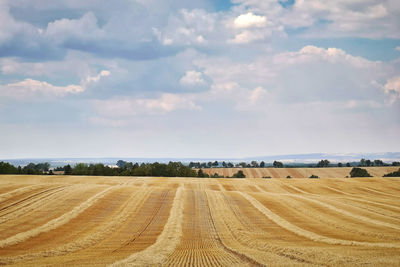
{"left": 0, "top": 0, "right": 399, "bottom": 159}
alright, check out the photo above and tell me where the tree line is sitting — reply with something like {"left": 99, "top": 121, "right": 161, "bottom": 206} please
{"left": 190, "top": 159, "right": 400, "bottom": 169}
{"left": 0, "top": 162, "right": 50, "bottom": 175}
{"left": 0, "top": 161, "right": 197, "bottom": 177}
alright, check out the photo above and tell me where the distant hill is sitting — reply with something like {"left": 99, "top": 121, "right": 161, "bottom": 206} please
{"left": 1, "top": 152, "right": 399, "bottom": 167}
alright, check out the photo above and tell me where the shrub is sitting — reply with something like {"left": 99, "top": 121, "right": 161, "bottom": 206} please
{"left": 286, "top": 175, "right": 291, "bottom": 179}
{"left": 263, "top": 176, "right": 271, "bottom": 179}
{"left": 350, "top": 167, "right": 372, "bottom": 178}
{"left": 383, "top": 168, "right": 400, "bottom": 177}
{"left": 232, "top": 170, "right": 246, "bottom": 178}
{"left": 309, "top": 174, "right": 319, "bottom": 178}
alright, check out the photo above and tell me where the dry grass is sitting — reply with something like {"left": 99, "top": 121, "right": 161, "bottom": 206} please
{"left": 202, "top": 166, "right": 399, "bottom": 178}
{"left": 0, "top": 174, "right": 399, "bottom": 266}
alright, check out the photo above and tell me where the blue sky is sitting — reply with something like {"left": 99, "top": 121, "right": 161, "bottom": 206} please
{"left": 0, "top": 0, "right": 399, "bottom": 159}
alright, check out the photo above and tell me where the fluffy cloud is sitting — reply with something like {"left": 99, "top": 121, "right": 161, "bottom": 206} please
{"left": 384, "top": 76, "right": 400, "bottom": 103}
{"left": 249, "top": 86, "right": 267, "bottom": 103}
{"left": 193, "top": 45, "right": 397, "bottom": 111}
{"left": 0, "top": 69, "right": 110, "bottom": 99}
{"left": 1, "top": 79, "right": 83, "bottom": 98}
{"left": 93, "top": 93, "right": 200, "bottom": 117}
{"left": 44, "top": 12, "right": 104, "bottom": 43}
{"left": 273, "top": 45, "right": 374, "bottom": 67}
{"left": 179, "top": 70, "right": 205, "bottom": 86}
{"left": 234, "top": 12, "right": 267, "bottom": 28}
{"left": 84, "top": 70, "right": 111, "bottom": 85}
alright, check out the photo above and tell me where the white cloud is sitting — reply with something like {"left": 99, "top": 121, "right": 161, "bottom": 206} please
{"left": 234, "top": 13, "right": 267, "bottom": 28}
{"left": 44, "top": 12, "right": 103, "bottom": 42}
{"left": 384, "top": 76, "right": 400, "bottom": 103}
{"left": 249, "top": 86, "right": 267, "bottom": 103}
{"left": 179, "top": 70, "right": 205, "bottom": 86}
{"left": 93, "top": 93, "right": 201, "bottom": 117}
{"left": 229, "top": 29, "right": 273, "bottom": 44}
{"left": 0, "top": 69, "right": 110, "bottom": 99}
{"left": 396, "top": 46, "right": 400, "bottom": 52}
{"left": 2, "top": 79, "right": 83, "bottom": 98}
{"left": 273, "top": 45, "right": 374, "bottom": 67}
{"left": 84, "top": 70, "right": 111, "bottom": 85}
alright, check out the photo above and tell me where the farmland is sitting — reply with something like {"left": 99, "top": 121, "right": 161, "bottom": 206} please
{"left": 201, "top": 166, "right": 400, "bottom": 178}
{"left": 0, "top": 171, "right": 399, "bottom": 266}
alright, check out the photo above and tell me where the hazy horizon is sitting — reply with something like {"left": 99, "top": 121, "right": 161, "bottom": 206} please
{"left": 1, "top": 0, "right": 399, "bottom": 158}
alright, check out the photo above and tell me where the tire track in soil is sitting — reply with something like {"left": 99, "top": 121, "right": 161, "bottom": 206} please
{"left": 240, "top": 192, "right": 400, "bottom": 248}
{"left": 0, "top": 185, "right": 118, "bottom": 249}
{"left": 0, "top": 186, "right": 70, "bottom": 224}
{"left": 163, "top": 189, "right": 251, "bottom": 266}
{"left": 109, "top": 186, "right": 183, "bottom": 267}
{"left": 0, "top": 186, "right": 152, "bottom": 265}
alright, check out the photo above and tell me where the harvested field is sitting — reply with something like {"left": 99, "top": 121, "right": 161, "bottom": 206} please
{"left": 201, "top": 166, "right": 399, "bottom": 178}
{"left": 0, "top": 174, "right": 399, "bottom": 266}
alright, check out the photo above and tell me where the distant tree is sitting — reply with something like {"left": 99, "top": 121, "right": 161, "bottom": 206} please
{"left": 227, "top": 162, "right": 234, "bottom": 168}
{"left": 337, "top": 162, "right": 343, "bottom": 167}
{"left": 73, "top": 163, "right": 89, "bottom": 175}
{"left": 0, "top": 162, "right": 18, "bottom": 174}
{"left": 207, "top": 162, "right": 212, "bottom": 168}
{"left": 350, "top": 167, "right": 372, "bottom": 178}
{"left": 238, "top": 162, "right": 247, "bottom": 168}
{"left": 383, "top": 168, "right": 400, "bottom": 177}
{"left": 212, "top": 161, "right": 219, "bottom": 167}
{"left": 346, "top": 162, "right": 351, "bottom": 167}
{"left": 116, "top": 160, "right": 128, "bottom": 168}
{"left": 316, "top": 159, "right": 330, "bottom": 168}
{"left": 359, "top": 158, "right": 367, "bottom": 167}
{"left": 222, "top": 161, "right": 227, "bottom": 168}
{"left": 232, "top": 170, "right": 246, "bottom": 178}
{"left": 64, "top": 165, "right": 73, "bottom": 175}
{"left": 36, "top": 162, "right": 50, "bottom": 172}
{"left": 373, "top": 159, "right": 384, "bottom": 166}
{"left": 260, "top": 161, "right": 265, "bottom": 168}
{"left": 365, "top": 159, "right": 372, "bottom": 167}
{"left": 392, "top": 162, "right": 400, "bottom": 166}
{"left": 48, "top": 170, "right": 54, "bottom": 175}
{"left": 273, "top": 161, "right": 283, "bottom": 168}
{"left": 251, "top": 161, "right": 259, "bottom": 168}
{"left": 197, "top": 169, "right": 205, "bottom": 178}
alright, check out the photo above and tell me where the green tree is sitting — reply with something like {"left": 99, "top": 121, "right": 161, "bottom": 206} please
{"left": 64, "top": 165, "right": 73, "bottom": 175}
{"left": 359, "top": 158, "right": 367, "bottom": 167}
{"left": 273, "top": 161, "right": 283, "bottom": 168}
{"left": 350, "top": 167, "right": 372, "bottom": 178}
{"left": 383, "top": 168, "right": 400, "bottom": 177}
{"left": 317, "top": 159, "right": 330, "bottom": 168}
{"left": 73, "top": 163, "right": 89, "bottom": 175}
{"left": 232, "top": 170, "right": 246, "bottom": 178}
{"left": 260, "top": 161, "right": 265, "bottom": 168}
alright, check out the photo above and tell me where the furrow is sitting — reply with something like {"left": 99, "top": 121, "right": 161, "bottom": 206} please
{"left": 240, "top": 192, "right": 400, "bottom": 248}
{"left": 109, "top": 186, "right": 183, "bottom": 266}
{"left": 0, "top": 185, "right": 152, "bottom": 265}
{"left": 0, "top": 185, "right": 118, "bottom": 248}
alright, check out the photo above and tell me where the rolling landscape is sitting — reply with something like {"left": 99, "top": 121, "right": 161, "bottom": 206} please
{"left": 1, "top": 0, "right": 400, "bottom": 266}
{"left": 0, "top": 170, "right": 399, "bottom": 266}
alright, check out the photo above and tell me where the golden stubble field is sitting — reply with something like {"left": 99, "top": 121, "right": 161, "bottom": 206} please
{"left": 0, "top": 169, "right": 399, "bottom": 266}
